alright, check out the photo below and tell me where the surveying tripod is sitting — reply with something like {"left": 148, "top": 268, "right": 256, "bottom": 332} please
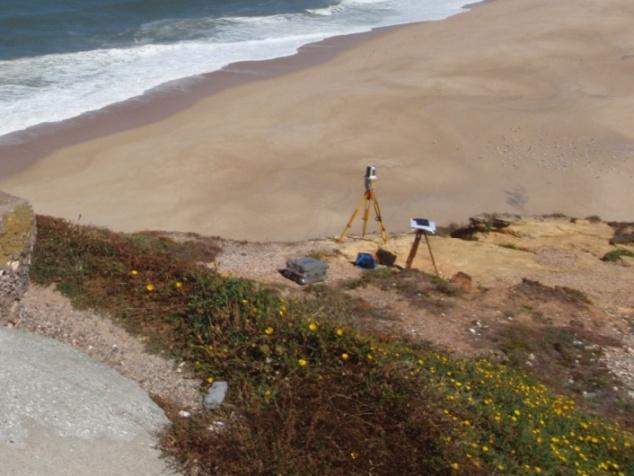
{"left": 337, "top": 166, "right": 388, "bottom": 244}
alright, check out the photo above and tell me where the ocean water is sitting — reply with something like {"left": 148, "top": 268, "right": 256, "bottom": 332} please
{"left": 0, "top": 0, "right": 469, "bottom": 138}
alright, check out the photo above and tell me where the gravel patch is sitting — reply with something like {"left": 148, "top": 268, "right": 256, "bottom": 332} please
{"left": 11, "top": 284, "right": 201, "bottom": 410}
{"left": 214, "top": 238, "right": 362, "bottom": 287}
{"left": 605, "top": 333, "right": 634, "bottom": 398}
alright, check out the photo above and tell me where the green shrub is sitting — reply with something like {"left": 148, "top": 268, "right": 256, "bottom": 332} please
{"left": 31, "top": 216, "right": 634, "bottom": 475}
{"left": 601, "top": 249, "right": 634, "bottom": 263}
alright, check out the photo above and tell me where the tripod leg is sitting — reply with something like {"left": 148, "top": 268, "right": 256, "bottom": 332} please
{"left": 372, "top": 195, "right": 389, "bottom": 243}
{"left": 424, "top": 232, "right": 440, "bottom": 277}
{"left": 361, "top": 193, "right": 371, "bottom": 238}
{"left": 337, "top": 195, "right": 366, "bottom": 242}
{"left": 406, "top": 231, "right": 422, "bottom": 269}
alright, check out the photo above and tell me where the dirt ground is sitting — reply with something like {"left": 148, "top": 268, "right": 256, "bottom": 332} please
{"left": 209, "top": 215, "right": 634, "bottom": 399}
{"left": 8, "top": 215, "right": 632, "bottom": 414}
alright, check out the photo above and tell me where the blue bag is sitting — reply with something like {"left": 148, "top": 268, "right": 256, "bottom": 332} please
{"left": 354, "top": 252, "right": 376, "bottom": 270}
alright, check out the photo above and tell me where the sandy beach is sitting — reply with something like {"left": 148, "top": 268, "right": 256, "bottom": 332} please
{"left": 1, "top": 0, "right": 633, "bottom": 240}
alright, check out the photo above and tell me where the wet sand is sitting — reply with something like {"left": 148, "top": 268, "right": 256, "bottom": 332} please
{"left": 1, "top": 0, "right": 633, "bottom": 240}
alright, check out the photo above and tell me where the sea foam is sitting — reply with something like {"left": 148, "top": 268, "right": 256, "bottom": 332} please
{"left": 0, "top": 0, "right": 469, "bottom": 139}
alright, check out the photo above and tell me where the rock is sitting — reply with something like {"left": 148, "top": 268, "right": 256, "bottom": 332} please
{"left": 449, "top": 272, "right": 473, "bottom": 292}
{"left": 450, "top": 214, "right": 517, "bottom": 240}
{"left": 208, "top": 421, "right": 226, "bottom": 433}
{"left": 609, "top": 223, "right": 634, "bottom": 245}
{"left": 203, "top": 381, "right": 228, "bottom": 410}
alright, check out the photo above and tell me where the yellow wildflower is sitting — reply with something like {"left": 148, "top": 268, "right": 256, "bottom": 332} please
{"left": 175, "top": 281, "right": 183, "bottom": 289}
{"left": 298, "top": 358, "right": 308, "bottom": 367}
{"left": 146, "top": 283, "right": 155, "bottom": 292}
{"left": 336, "top": 327, "right": 344, "bottom": 336}
{"left": 130, "top": 269, "right": 139, "bottom": 277}
{"left": 350, "top": 452, "right": 359, "bottom": 460}
{"left": 341, "top": 353, "right": 349, "bottom": 361}
{"left": 264, "top": 326, "right": 274, "bottom": 336}
{"left": 207, "top": 376, "right": 214, "bottom": 384}
{"left": 308, "top": 322, "right": 318, "bottom": 332}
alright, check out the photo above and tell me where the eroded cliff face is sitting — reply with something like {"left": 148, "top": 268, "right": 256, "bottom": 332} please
{"left": 0, "top": 192, "right": 35, "bottom": 319}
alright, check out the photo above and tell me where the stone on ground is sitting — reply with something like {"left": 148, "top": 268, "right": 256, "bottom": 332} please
{"left": 203, "top": 381, "right": 228, "bottom": 410}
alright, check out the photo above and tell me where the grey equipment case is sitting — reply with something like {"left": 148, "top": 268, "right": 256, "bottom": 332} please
{"left": 281, "top": 257, "right": 328, "bottom": 285}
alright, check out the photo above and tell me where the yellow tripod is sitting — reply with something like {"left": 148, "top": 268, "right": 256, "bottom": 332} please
{"left": 337, "top": 166, "right": 388, "bottom": 243}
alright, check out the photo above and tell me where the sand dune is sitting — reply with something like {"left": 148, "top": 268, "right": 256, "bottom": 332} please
{"left": 2, "top": 0, "right": 633, "bottom": 240}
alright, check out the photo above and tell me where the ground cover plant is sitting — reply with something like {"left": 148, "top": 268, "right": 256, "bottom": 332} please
{"left": 31, "top": 216, "right": 634, "bottom": 475}
{"left": 492, "top": 324, "right": 634, "bottom": 428}
{"left": 601, "top": 249, "right": 634, "bottom": 263}
{"left": 344, "top": 267, "right": 461, "bottom": 309}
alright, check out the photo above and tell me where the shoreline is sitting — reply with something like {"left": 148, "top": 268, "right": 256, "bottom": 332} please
{"left": 0, "top": 3, "right": 480, "bottom": 179}
{"left": 0, "top": 30, "right": 381, "bottom": 177}
{"left": 1, "top": 0, "right": 632, "bottom": 241}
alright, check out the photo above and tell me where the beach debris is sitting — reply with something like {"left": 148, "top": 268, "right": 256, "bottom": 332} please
{"left": 203, "top": 381, "right": 229, "bottom": 410}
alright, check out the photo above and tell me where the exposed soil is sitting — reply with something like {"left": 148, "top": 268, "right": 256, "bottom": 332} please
{"left": 12, "top": 215, "right": 633, "bottom": 420}
{"left": 201, "top": 215, "right": 634, "bottom": 403}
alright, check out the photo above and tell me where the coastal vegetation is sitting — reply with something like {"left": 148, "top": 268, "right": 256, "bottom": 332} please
{"left": 601, "top": 249, "right": 634, "bottom": 263}
{"left": 31, "top": 216, "right": 634, "bottom": 475}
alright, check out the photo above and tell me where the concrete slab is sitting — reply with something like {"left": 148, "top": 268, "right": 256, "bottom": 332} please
{"left": 0, "top": 328, "right": 178, "bottom": 476}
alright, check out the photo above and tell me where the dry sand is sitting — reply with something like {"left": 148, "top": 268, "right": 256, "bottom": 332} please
{"left": 1, "top": 0, "right": 633, "bottom": 240}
